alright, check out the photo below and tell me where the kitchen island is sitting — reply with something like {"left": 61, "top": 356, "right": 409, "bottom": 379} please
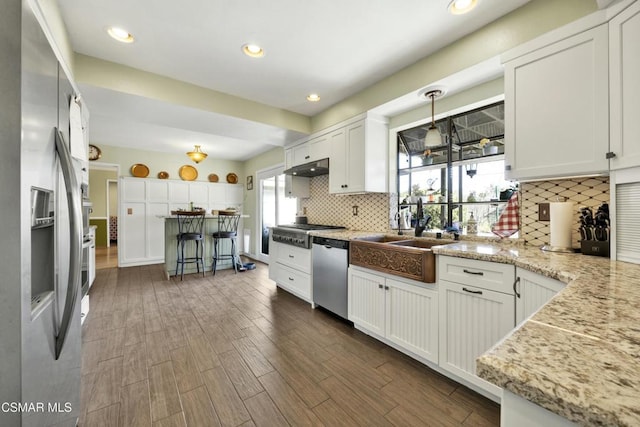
{"left": 312, "top": 230, "right": 640, "bottom": 426}
{"left": 163, "top": 214, "right": 249, "bottom": 278}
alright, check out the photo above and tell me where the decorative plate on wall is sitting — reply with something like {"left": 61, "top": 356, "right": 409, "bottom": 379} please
{"left": 131, "top": 163, "right": 150, "bottom": 178}
{"left": 208, "top": 173, "right": 219, "bottom": 182}
{"left": 226, "top": 173, "right": 238, "bottom": 184}
{"left": 179, "top": 165, "right": 198, "bottom": 181}
{"left": 158, "top": 171, "right": 169, "bottom": 179}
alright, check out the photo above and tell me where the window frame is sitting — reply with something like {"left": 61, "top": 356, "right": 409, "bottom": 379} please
{"left": 396, "top": 101, "right": 512, "bottom": 232}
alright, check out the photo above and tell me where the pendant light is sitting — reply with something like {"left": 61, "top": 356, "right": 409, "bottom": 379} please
{"left": 187, "top": 145, "right": 208, "bottom": 163}
{"left": 423, "top": 89, "right": 443, "bottom": 148}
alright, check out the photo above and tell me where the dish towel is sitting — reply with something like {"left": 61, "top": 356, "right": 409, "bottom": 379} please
{"left": 492, "top": 192, "right": 519, "bottom": 238}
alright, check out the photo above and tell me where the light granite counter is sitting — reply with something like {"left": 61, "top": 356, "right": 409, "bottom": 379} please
{"left": 433, "top": 242, "right": 640, "bottom": 427}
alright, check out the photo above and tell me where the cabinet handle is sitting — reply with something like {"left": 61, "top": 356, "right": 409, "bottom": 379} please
{"left": 288, "top": 254, "right": 294, "bottom": 258}
{"left": 384, "top": 285, "right": 389, "bottom": 290}
{"left": 513, "top": 277, "right": 521, "bottom": 298}
{"left": 304, "top": 155, "right": 310, "bottom": 159}
{"left": 462, "top": 287, "right": 483, "bottom": 295}
{"left": 606, "top": 151, "right": 616, "bottom": 159}
{"left": 463, "top": 269, "right": 484, "bottom": 276}
{"left": 378, "top": 284, "right": 383, "bottom": 289}
{"left": 288, "top": 277, "right": 294, "bottom": 281}
{"left": 505, "top": 165, "right": 511, "bottom": 171}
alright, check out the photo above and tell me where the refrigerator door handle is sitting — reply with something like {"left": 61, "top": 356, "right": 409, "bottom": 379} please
{"left": 54, "top": 128, "right": 83, "bottom": 360}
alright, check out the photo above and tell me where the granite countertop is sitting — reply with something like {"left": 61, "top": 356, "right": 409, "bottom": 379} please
{"left": 433, "top": 242, "right": 640, "bottom": 426}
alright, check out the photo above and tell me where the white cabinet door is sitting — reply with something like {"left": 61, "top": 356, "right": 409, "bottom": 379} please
{"left": 610, "top": 1, "right": 640, "bottom": 170}
{"left": 169, "top": 181, "right": 190, "bottom": 204}
{"left": 189, "top": 182, "right": 209, "bottom": 207}
{"left": 439, "top": 279, "right": 514, "bottom": 395}
{"left": 309, "top": 134, "right": 329, "bottom": 161}
{"left": 285, "top": 175, "right": 310, "bottom": 198}
{"left": 345, "top": 121, "right": 366, "bottom": 192}
{"left": 148, "top": 202, "right": 169, "bottom": 260}
{"left": 329, "top": 128, "right": 348, "bottom": 193}
{"left": 225, "top": 184, "right": 243, "bottom": 205}
{"left": 148, "top": 180, "right": 169, "bottom": 202}
{"left": 268, "top": 238, "right": 279, "bottom": 280}
{"left": 122, "top": 178, "right": 146, "bottom": 201}
{"left": 274, "top": 263, "right": 311, "bottom": 301}
{"left": 292, "top": 143, "right": 311, "bottom": 166}
{"left": 515, "top": 268, "right": 565, "bottom": 324}
{"left": 121, "top": 202, "right": 146, "bottom": 263}
{"left": 504, "top": 24, "right": 609, "bottom": 180}
{"left": 386, "top": 278, "right": 438, "bottom": 363}
{"left": 348, "top": 268, "right": 385, "bottom": 337}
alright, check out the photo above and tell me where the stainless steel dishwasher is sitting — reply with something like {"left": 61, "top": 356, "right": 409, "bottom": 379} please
{"left": 312, "top": 236, "right": 349, "bottom": 319}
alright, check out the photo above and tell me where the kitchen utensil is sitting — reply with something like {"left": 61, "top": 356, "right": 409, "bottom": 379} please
{"left": 179, "top": 165, "right": 198, "bottom": 181}
{"left": 131, "top": 163, "right": 149, "bottom": 178}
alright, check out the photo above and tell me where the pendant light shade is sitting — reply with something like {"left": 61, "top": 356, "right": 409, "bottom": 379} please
{"left": 423, "top": 89, "right": 443, "bottom": 148}
{"left": 187, "top": 145, "right": 208, "bottom": 163}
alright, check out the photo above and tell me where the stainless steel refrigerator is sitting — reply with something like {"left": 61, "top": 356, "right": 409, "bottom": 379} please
{"left": 1, "top": 1, "right": 83, "bottom": 425}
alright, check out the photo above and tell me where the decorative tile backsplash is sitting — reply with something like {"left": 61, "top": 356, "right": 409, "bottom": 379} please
{"left": 300, "top": 175, "right": 391, "bottom": 231}
{"left": 520, "top": 177, "right": 609, "bottom": 248}
{"left": 300, "top": 175, "right": 610, "bottom": 246}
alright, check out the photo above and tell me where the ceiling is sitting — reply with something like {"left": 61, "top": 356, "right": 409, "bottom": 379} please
{"left": 57, "top": 0, "right": 530, "bottom": 161}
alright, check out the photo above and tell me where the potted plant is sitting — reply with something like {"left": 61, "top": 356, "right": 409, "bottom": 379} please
{"left": 479, "top": 138, "right": 498, "bottom": 155}
{"left": 422, "top": 149, "right": 434, "bottom": 165}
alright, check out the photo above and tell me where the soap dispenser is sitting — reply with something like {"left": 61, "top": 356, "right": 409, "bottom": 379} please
{"left": 467, "top": 212, "right": 478, "bottom": 235}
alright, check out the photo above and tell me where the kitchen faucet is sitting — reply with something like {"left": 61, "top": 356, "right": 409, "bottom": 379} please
{"left": 414, "top": 198, "right": 431, "bottom": 237}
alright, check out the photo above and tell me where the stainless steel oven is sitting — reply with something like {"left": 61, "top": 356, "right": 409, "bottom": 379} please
{"left": 81, "top": 200, "right": 93, "bottom": 297}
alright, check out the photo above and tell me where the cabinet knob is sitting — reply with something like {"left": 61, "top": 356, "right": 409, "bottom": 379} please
{"left": 384, "top": 285, "right": 389, "bottom": 290}
{"left": 505, "top": 165, "right": 512, "bottom": 171}
{"left": 305, "top": 155, "right": 310, "bottom": 159}
{"left": 606, "top": 152, "right": 616, "bottom": 159}
{"left": 378, "top": 284, "right": 383, "bottom": 289}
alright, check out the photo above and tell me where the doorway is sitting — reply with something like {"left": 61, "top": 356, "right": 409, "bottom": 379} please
{"left": 89, "top": 162, "right": 119, "bottom": 269}
{"left": 256, "top": 165, "right": 297, "bottom": 264}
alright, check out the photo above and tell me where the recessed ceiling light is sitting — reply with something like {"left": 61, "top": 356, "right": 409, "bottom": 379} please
{"left": 107, "top": 26, "right": 135, "bottom": 43}
{"left": 242, "top": 44, "right": 264, "bottom": 58}
{"left": 448, "top": 0, "right": 478, "bottom": 15}
{"left": 306, "top": 94, "right": 321, "bottom": 102}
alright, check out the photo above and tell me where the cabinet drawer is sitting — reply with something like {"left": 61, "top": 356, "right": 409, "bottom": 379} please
{"left": 274, "top": 263, "right": 311, "bottom": 300}
{"left": 275, "top": 244, "right": 311, "bottom": 273}
{"left": 438, "top": 255, "right": 515, "bottom": 294}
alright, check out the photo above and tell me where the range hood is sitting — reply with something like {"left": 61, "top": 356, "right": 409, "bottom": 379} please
{"left": 283, "top": 158, "right": 329, "bottom": 177}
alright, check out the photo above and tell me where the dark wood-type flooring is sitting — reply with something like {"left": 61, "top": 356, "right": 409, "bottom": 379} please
{"left": 80, "top": 262, "right": 500, "bottom": 426}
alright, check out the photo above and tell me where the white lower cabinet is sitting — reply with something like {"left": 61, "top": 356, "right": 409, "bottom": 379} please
{"left": 515, "top": 268, "right": 565, "bottom": 324}
{"left": 268, "top": 239, "right": 312, "bottom": 303}
{"left": 348, "top": 266, "right": 438, "bottom": 364}
{"left": 438, "top": 255, "right": 515, "bottom": 399}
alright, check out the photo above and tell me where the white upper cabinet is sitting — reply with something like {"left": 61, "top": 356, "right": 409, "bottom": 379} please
{"left": 289, "top": 134, "right": 330, "bottom": 168}
{"left": 609, "top": 1, "right": 640, "bottom": 170}
{"left": 503, "top": 24, "right": 609, "bottom": 180}
{"left": 329, "top": 115, "right": 388, "bottom": 194}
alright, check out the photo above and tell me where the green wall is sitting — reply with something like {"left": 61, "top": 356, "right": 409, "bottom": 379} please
{"left": 91, "top": 144, "right": 245, "bottom": 184}
{"left": 88, "top": 169, "right": 117, "bottom": 217}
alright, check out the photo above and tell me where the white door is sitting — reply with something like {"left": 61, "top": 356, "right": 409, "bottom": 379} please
{"left": 348, "top": 268, "right": 386, "bottom": 336}
{"left": 385, "top": 279, "right": 439, "bottom": 363}
{"left": 438, "top": 279, "right": 514, "bottom": 395}
{"left": 256, "top": 165, "right": 296, "bottom": 263}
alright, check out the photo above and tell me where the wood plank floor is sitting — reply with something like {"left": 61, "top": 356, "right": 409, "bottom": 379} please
{"left": 80, "top": 262, "right": 500, "bottom": 426}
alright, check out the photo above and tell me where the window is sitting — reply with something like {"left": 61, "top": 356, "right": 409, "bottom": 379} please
{"left": 397, "top": 101, "right": 517, "bottom": 234}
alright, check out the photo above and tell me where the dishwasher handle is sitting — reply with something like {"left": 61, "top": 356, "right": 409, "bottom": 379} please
{"left": 312, "top": 236, "right": 349, "bottom": 250}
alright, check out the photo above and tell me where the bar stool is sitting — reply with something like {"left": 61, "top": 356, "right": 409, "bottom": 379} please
{"left": 175, "top": 210, "right": 206, "bottom": 280}
{"left": 212, "top": 213, "right": 241, "bottom": 275}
